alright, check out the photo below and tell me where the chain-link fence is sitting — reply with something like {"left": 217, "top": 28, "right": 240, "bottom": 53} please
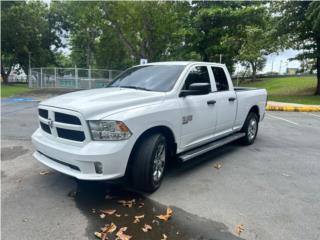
{"left": 29, "top": 67, "right": 122, "bottom": 89}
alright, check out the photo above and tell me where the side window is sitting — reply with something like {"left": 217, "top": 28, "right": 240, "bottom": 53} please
{"left": 212, "top": 67, "right": 229, "bottom": 91}
{"left": 183, "top": 66, "right": 211, "bottom": 90}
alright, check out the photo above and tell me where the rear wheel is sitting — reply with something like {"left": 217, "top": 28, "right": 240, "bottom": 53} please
{"left": 131, "top": 133, "right": 167, "bottom": 193}
{"left": 240, "top": 112, "right": 259, "bottom": 145}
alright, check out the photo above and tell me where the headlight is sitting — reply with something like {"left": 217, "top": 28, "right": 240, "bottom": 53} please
{"left": 88, "top": 120, "right": 132, "bottom": 141}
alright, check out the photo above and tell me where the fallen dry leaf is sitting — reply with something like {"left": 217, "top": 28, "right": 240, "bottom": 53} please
{"left": 101, "top": 233, "right": 107, "bottom": 240}
{"left": 116, "top": 227, "right": 132, "bottom": 240}
{"left": 100, "top": 213, "right": 106, "bottom": 219}
{"left": 115, "top": 214, "right": 121, "bottom": 217}
{"left": 161, "top": 234, "right": 168, "bottom": 240}
{"left": 156, "top": 207, "right": 173, "bottom": 221}
{"left": 142, "top": 224, "right": 152, "bottom": 232}
{"left": 133, "top": 214, "right": 145, "bottom": 223}
{"left": 94, "top": 232, "right": 102, "bottom": 239}
{"left": 39, "top": 170, "right": 52, "bottom": 175}
{"left": 101, "top": 209, "right": 117, "bottom": 215}
{"left": 235, "top": 224, "right": 245, "bottom": 236}
{"left": 138, "top": 202, "right": 144, "bottom": 208}
{"left": 124, "top": 214, "right": 129, "bottom": 217}
{"left": 101, "top": 222, "right": 117, "bottom": 234}
{"left": 214, "top": 163, "right": 222, "bottom": 169}
{"left": 118, "top": 199, "right": 135, "bottom": 208}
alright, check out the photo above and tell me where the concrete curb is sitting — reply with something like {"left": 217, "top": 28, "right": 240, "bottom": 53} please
{"left": 266, "top": 103, "right": 320, "bottom": 112}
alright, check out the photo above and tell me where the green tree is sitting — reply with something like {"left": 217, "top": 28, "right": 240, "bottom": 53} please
{"left": 185, "top": 2, "right": 266, "bottom": 72}
{"left": 1, "top": 1, "right": 61, "bottom": 84}
{"left": 99, "top": 1, "right": 189, "bottom": 63}
{"left": 236, "top": 26, "right": 271, "bottom": 81}
{"left": 275, "top": 1, "right": 320, "bottom": 95}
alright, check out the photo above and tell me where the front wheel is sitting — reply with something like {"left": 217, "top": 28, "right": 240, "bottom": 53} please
{"left": 131, "top": 133, "right": 167, "bottom": 193}
{"left": 240, "top": 112, "right": 259, "bottom": 145}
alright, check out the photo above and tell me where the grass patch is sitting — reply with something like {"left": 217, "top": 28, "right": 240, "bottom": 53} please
{"left": 239, "top": 75, "right": 320, "bottom": 105}
{"left": 1, "top": 83, "right": 32, "bottom": 98}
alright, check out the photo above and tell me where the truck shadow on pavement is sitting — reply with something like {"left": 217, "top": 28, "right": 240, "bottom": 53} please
{"left": 165, "top": 141, "right": 240, "bottom": 178}
{"left": 72, "top": 180, "right": 244, "bottom": 240}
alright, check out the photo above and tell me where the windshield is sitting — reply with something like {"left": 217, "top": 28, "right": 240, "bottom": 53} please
{"left": 109, "top": 65, "right": 185, "bottom": 92}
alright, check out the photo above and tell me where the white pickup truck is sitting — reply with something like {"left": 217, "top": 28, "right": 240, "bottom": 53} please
{"left": 32, "top": 61, "right": 267, "bottom": 192}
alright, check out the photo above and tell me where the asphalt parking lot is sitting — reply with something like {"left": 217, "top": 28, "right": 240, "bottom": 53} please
{"left": 1, "top": 99, "right": 320, "bottom": 240}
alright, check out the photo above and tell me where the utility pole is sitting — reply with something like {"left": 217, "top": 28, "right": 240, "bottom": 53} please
{"left": 279, "top": 60, "right": 282, "bottom": 74}
{"left": 219, "top": 54, "right": 222, "bottom": 63}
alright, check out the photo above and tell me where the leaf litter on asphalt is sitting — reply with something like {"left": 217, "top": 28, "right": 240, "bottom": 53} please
{"left": 116, "top": 227, "right": 132, "bottom": 240}
{"left": 235, "top": 224, "right": 245, "bottom": 236}
{"left": 141, "top": 224, "right": 152, "bottom": 232}
{"left": 94, "top": 222, "right": 117, "bottom": 239}
{"left": 100, "top": 209, "right": 117, "bottom": 215}
{"left": 39, "top": 170, "right": 53, "bottom": 175}
{"left": 118, "top": 199, "right": 136, "bottom": 208}
{"left": 156, "top": 207, "right": 173, "bottom": 221}
{"left": 214, "top": 163, "right": 222, "bottom": 169}
{"left": 94, "top": 198, "right": 175, "bottom": 239}
{"left": 133, "top": 214, "right": 144, "bottom": 223}
{"left": 161, "top": 233, "right": 168, "bottom": 240}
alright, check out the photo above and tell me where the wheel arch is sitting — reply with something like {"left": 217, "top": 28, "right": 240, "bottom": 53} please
{"left": 125, "top": 125, "right": 177, "bottom": 177}
{"left": 248, "top": 105, "right": 260, "bottom": 121}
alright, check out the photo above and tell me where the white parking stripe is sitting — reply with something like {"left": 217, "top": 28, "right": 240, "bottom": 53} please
{"left": 266, "top": 114, "right": 299, "bottom": 126}
{"left": 304, "top": 113, "right": 320, "bottom": 118}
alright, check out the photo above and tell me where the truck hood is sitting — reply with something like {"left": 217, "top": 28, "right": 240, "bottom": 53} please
{"left": 40, "top": 88, "right": 166, "bottom": 119}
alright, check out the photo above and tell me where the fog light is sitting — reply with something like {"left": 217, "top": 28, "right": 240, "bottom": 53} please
{"left": 94, "top": 162, "right": 103, "bottom": 174}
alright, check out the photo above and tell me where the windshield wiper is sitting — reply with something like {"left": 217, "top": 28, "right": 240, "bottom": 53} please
{"left": 119, "top": 85, "right": 151, "bottom": 91}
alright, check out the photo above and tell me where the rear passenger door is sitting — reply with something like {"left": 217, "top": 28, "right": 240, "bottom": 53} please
{"left": 211, "top": 66, "right": 237, "bottom": 136}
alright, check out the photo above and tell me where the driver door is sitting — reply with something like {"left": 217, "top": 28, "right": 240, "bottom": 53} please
{"left": 178, "top": 65, "right": 218, "bottom": 152}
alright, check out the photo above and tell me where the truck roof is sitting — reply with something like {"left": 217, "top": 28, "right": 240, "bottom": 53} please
{"left": 140, "top": 61, "right": 226, "bottom": 67}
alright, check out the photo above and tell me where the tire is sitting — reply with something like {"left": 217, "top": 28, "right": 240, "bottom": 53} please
{"left": 240, "top": 112, "right": 259, "bottom": 145}
{"left": 131, "top": 133, "right": 167, "bottom": 193}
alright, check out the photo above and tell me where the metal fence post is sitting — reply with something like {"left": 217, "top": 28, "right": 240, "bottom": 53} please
{"left": 54, "top": 67, "right": 57, "bottom": 88}
{"left": 75, "top": 66, "right": 79, "bottom": 88}
{"left": 28, "top": 68, "right": 32, "bottom": 88}
{"left": 88, "top": 67, "right": 92, "bottom": 89}
{"left": 40, "top": 67, "right": 43, "bottom": 88}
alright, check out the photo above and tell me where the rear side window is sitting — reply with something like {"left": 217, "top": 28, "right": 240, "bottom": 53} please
{"left": 212, "top": 67, "right": 229, "bottom": 91}
{"left": 183, "top": 66, "right": 211, "bottom": 90}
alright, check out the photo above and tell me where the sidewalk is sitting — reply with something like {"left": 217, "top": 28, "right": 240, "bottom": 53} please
{"left": 267, "top": 101, "right": 320, "bottom": 112}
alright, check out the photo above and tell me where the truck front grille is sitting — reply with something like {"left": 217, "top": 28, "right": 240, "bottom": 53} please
{"left": 38, "top": 108, "right": 86, "bottom": 142}
{"left": 56, "top": 128, "right": 85, "bottom": 141}
{"left": 55, "top": 112, "right": 81, "bottom": 125}
{"left": 40, "top": 122, "right": 51, "bottom": 134}
{"left": 39, "top": 109, "right": 48, "bottom": 119}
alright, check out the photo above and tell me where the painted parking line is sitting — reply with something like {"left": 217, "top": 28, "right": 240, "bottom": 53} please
{"left": 266, "top": 113, "right": 299, "bottom": 126}
{"left": 1, "top": 97, "right": 39, "bottom": 103}
{"left": 304, "top": 112, "right": 320, "bottom": 119}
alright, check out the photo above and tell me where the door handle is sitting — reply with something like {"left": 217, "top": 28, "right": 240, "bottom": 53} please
{"left": 228, "top": 97, "right": 236, "bottom": 102}
{"left": 207, "top": 100, "right": 216, "bottom": 105}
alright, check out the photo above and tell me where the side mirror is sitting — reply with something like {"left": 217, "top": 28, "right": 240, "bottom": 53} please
{"left": 179, "top": 83, "right": 211, "bottom": 97}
